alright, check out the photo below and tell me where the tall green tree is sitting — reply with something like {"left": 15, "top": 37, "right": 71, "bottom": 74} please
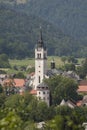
{"left": 0, "top": 111, "right": 22, "bottom": 130}
{"left": 0, "top": 53, "right": 10, "bottom": 68}
{"left": 76, "top": 58, "right": 87, "bottom": 79}
{"left": 44, "top": 75, "right": 79, "bottom": 105}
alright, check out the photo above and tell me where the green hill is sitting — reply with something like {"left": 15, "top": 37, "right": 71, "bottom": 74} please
{"left": 0, "top": 3, "right": 83, "bottom": 58}
{"left": 22, "top": 0, "right": 87, "bottom": 41}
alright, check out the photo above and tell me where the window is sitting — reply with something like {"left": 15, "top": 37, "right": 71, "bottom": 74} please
{"left": 44, "top": 53, "right": 46, "bottom": 58}
{"left": 40, "top": 53, "right": 41, "bottom": 58}
{"left": 39, "top": 76, "right": 40, "bottom": 83}
{"left": 37, "top": 53, "right": 41, "bottom": 59}
{"left": 43, "top": 92, "right": 45, "bottom": 94}
{"left": 37, "top": 54, "right": 39, "bottom": 58}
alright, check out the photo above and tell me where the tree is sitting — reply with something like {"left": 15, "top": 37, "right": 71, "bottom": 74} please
{"left": 64, "top": 63, "right": 75, "bottom": 71}
{"left": 61, "top": 56, "right": 67, "bottom": 64}
{"left": 44, "top": 75, "right": 79, "bottom": 105}
{"left": 35, "top": 102, "right": 50, "bottom": 122}
{"left": 0, "top": 111, "right": 22, "bottom": 130}
{"left": 14, "top": 72, "right": 25, "bottom": 79}
{"left": 55, "top": 106, "right": 72, "bottom": 116}
{"left": 23, "top": 121, "right": 38, "bottom": 130}
{"left": 0, "top": 93, "right": 6, "bottom": 108}
{"left": 45, "top": 115, "right": 65, "bottom": 130}
{"left": 76, "top": 58, "right": 87, "bottom": 79}
{"left": 76, "top": 66, "right": 85, "bottom": 79}
{"left": 0, "top": 84, "right": 3, "bottom": 93}
{"left": 82, "top": 58, "right": 87, "bottom": 77}
{"left": 67, "top": 56, "right": 78, "bottom": 64}
{"left": 45, "top": 107, "right": 85, "bottom": 130}
{"left": 0, "top": 54, "right": 10, "bottom": 68}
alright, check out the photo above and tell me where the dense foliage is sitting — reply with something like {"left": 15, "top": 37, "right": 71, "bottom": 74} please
{"left": 0, "top": 3, "right": 87, "bottom": 58}
{"left": 44, "top": 75, "right": 80, "bottom": 105}
{"left": 0, "top": 91, "right": 86, "bottom": 130}
{"left": 0, "top": 54, "right": 10, "bottom": 68}
{"left": 17, "top": 0, "right": 87, "bottom": 42}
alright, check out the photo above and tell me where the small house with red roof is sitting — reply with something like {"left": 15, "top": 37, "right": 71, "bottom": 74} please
{"left": 78, "top": 80, "right": 87, "bottom": 93}
{"left": 3, "top": 78, "right": 26, "bottom": 95}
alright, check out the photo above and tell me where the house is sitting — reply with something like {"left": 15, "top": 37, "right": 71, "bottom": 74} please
{"left": 37, "top": 82, "right": 50, "bottom": 106}
{"left": 0, "top": 74, "right": 8, "bottom": 86}
{"left": 82, "top": 123, "right": 87, "bottom": 130}
{"left": 30, "top": 89, "right": 37, "bottom": 95}
{"left": 60, "top": 99, "right": 76, "bottom": 108}
{"left": 78, "top": 80, "right": 87, "bottom": 93}
{"left": 62, "top": 71, "right": 80, "bottom": 81}
{"left": 81, "top": 95, "right": 87, "bottom": 106}
{"left": 3, "top": 78, "right": 25, "bottom": 95}
{"left": 36, "top": 121, "right": 45, "bottom": 129}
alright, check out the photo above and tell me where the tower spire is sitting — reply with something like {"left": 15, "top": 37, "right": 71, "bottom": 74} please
{"left": 40, "top": 26, "right": 43, "bottom": 42}
{"left": 37, "top": 27, "right": 44, "bottom": 48}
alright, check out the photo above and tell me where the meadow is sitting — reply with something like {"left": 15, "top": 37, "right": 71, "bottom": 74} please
{"left": 7, "top": 57, "right": 63, "bottom": 74}
{"left": 0, "top": 56, "right": 83, "bottom": 74}
{"left": 9, "top": 56, "right": 63, "bottom": 67}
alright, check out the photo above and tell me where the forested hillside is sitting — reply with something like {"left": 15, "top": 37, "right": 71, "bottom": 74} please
{"left": 19, "top": 0, "right": 87, "bottom": 41}
{"left": 0, "top": 3, "right": 84, "bottom": 59}
{"left": 15, "top": 0, "right": 87, "bottom": 57}
{"left": 0, "top": 0, "right": 87, "bottom": 58}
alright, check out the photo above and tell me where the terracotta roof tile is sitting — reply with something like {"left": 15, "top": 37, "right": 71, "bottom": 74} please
{"left": 79, "top": 80, "right": 87, "bottom": 85}
{"left": 78, "top": 80, "right": 87, "bottom": 93}
{"left": 30, "top": 89, "right": 37, "bottom": 95}
{"left": 76, "top": 100, "right": 82, "bottom": 106}
{"left": 14, "top": 79, "right": 25, "bottom": 87}
{"left": 78, "top": 85, "right": 87, "bottom": 92}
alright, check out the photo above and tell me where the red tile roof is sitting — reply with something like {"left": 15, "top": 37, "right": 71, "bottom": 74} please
{"left": 3, "top": 78, "right": 25, "bottom": 88}
{"left": 78, "top": 85, "right": 87, "bottom": 93}
{"left": 78, "top": 80, "right": 87, "bottom": 93}
{"left": 79, "top": 80, "right": 87, "bottom": 85}
{"left": 30, "top": 89, "right": 37, "bottom": 95}
{"left": 14, "top": 79, "right": 25, "bottom": 87}
{"left": 76, "top": 100, "right": 82, "bottom": 106}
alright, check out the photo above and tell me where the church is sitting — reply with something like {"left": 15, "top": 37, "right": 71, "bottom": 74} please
{"left": 30, "top": 28, "right": 50, "bottom": 106}
{"left": 28, "top": 28, "right": 80, "bottom": 107}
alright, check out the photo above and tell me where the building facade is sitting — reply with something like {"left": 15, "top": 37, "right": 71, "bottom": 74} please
{"left": 34, "top": 28, "right": 47, "bottom": 90}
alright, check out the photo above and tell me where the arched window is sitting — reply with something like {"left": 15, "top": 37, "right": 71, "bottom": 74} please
{"left": 40, "top": 53, "right": 41, "bottom": 58}
{"left": 37, "top": 53, "right": 41, "bottom": 59}
{"left": 39, "top": 76, "right": 41, "bottom": 83}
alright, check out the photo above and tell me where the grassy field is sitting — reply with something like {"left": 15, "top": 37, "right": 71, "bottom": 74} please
{"left": 9, "top": 58, "right": 35, "bottom": 68}
{"left": 6, "top": 56, "right": 63, "bottom": 74}
{"left": 9, "top": 56, "right": 63, "bottom": 68}
{"left": 0, "top": 56, "right": 83, "bottom": 74}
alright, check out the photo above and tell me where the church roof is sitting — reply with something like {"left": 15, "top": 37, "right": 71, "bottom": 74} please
{"left": 60, "top": 99, "right": 76, "bottom": 108}
{"left": 62, "top": 71, "right": 80, "bottom": 81}
{"left": 46, "top": 69, "right": 63, "bottom": 77}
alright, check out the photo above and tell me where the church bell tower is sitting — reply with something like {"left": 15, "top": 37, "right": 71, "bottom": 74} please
{"left": 34, "top": 28, "right": 47, "bottom": 89}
